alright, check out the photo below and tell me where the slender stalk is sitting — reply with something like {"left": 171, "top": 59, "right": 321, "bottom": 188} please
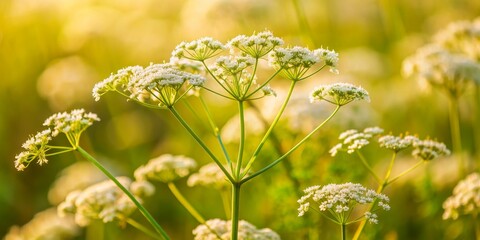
{"left": 235, "top": 101, "right": 246, "bottom": 179}
{"left": 75, "top": 147, "right": 170, "bottom": 240}
{"left": 231, "top": 182, "right": 242, "bottom": 240}
{"left": 126, "top": 218, "right": 163, "bottom": 240}
{"left": 448, "top": 94, "right": 465, "bottom": 176}
{"left": 341, "top": 223, "right": 347, "bottom": 240}
{"left": 352, "top": 153, "right": 397, "bottom": 240}
{"left": 241, "top": 81, "right": 297, "bottom": 177}
{"left": 167, "top": 182, "right": 205, "bottom": 223}
{"left": 169, "top": 106, "right": 234, "bottom": 183}
{"left": 387, "top": 160, "right": 424, "bottom": 185}
{"left": 241, "top": 105, "right": 341, "bottom": 184}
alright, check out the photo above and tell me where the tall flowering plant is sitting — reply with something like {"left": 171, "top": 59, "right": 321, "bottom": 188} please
{"left": 15, "top": 31, "right": 370, "bottom": 239}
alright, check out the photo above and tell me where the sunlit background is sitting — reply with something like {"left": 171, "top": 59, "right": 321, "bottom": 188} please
{"left": 1, "top": 0, "right": 480, "bottom": 239}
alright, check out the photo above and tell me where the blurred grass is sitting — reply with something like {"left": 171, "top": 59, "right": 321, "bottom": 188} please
{"left": 1, "top": 0, "right": 480, "bottom": 239}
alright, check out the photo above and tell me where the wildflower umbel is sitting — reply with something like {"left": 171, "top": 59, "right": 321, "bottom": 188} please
{"left": 310, "top": 83, "right": 370, "bottom": 106}
{"left": 57, "top": 177, "right": 138, "bottom": 226}
{"left": 412, "top": 139, "right": 451, "bottom": 161}
{"left": 134, "top": 154, "right": 197, "bottom": 183}
{"left": 443, "top": 172, "right": 480, "bottom": 220}
{"left": 192, "top": 219, "right": 281, "bottom": 240}
{"left": 297, "top": 183, "right": 390, "bottom": 225}
{"left": 92, "top": 64, "right": 205, "bottom": 107}
{"left": 14, "top": 109, "right": 99, "bottom": 171}
{"left": 329, "top": 127, "right": 384, "bottom": 156}
{"left": 187, "top": 163, "right": 230, "bottom": 190}
{"left": 378, "top": 134, "right": 419, "bottom": 153}
{"left": 171, "top": 37, "right": 226, "bottom": 61}
{"left": 227, "top": 30, "right": 284, "bottom": 58}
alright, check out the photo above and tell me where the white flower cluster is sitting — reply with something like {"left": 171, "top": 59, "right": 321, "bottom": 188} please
{"left": 314, "top": 48, "right": 340, "bottom": 73}
{"left": 171, "top": 37, "right": 226, "bottom": 61}
{"left": 57, "top": 177, "right": 138, "bottom": 226}
{"left": 434, "top": 18, "right": 480, "bottom": 62}
{"left": 14, "top": 109, "right": 99, "bottom": 171}
{"left": 44, "top": 109, "right": 100, "bottom": 137}
{"left": 210, "top": 55, "right": 261, "bottom": 99}
{"left": 403, "top": 18, "right": 480, "bottom": 95}
{"left": 227, "top": 30, "right": 284, "bottom": 58}
{"left": 378, "top": 134, "right": 419, "bottom": 152}
{"left": 297, "top": 183, "right": 390, "bottom": 224}
{"left": 330, "top": 127, "right": 450, "bottom": 161}
{"left": 412, "top": 139, "right": 451, "bottom": 161}
{"left": 310, "top": 82, "right": 370, "bottom": 106}
{"left": 187, "top": 163, "right": 230, "bottom": 190}
{"left": 443, "top": 172, "right": 480, "bottom": 220}
{"left": 329, "top": 127, "right": 384, "bottom": 156}
{"left": 93, "top": 63, "right": 205, "bottom": 107}
{"left": 268, "top": 46, "right": 319, "bottom": 80}
{"left": 4, "top": 208, "right": 79, "bottom": 240}
{"left": 134, "top": 154, "right": 197, "bottom": 183}
{"left": 192, "top": 219, "right": 281, "bottom": 240}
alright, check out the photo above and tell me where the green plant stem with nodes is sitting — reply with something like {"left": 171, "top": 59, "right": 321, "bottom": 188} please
{"left": 235, "top": 101, "right": 246, "bottom": 179}
{"left": 75, "top": 146, "right": 170, "bottom": 240}
{"left": 341, "top": 223, "right": 347, "bottom": 240}
{"left": 126, "top": 218, "right": 163, "bottom": 240}
{"left": 241, "top": 104, "right": 341, "bottom": 184}
{"left": 448, "top": 93, "right": 465, "bottom": 176}
{"left": 167, "top": 182, "right": 205, "bottom": 224}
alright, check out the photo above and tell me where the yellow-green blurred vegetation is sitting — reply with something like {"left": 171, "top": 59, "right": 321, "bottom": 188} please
{"left": 1, "top": 0, "right": 480, "bottom": 239}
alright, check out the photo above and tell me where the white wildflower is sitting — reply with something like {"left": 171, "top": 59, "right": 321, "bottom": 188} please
{"left": 378, "top": 134, "right": 419, "bottom": 152}
{"left": 314, "top": 48, "right": 340, "bottom": 73}
{"left": 298, "top": 183, "right": 390, "bottom": 225}
{"left": 443, "top": 172, "right": 480, "bottom": 220}
{"left": 310, "top": 83, "right": 370, "bottom": 106}
{"left": 4, "top": 208, "right": 79, "bottom": 240}
{"left": 192, "top": 219, "right": 281, "bottom": 240}
{"left": 134, "top": 154, "right": 197, "bottom": 183}
{"left": 227, "top": 30, "right": 284, "bottom": 58}
{"left": 43, "top": 109, "right": 100, "bottom": 137}
{"left": 411, "top": 139, "right": 451, "bottom": 161}
{"left": 187, "top": 163, "right": 230, "bottom": 190}
{"left": 172, "top": 37, "right": 226, "bottom": 61}
{"left": 57, "top": 177, "right": 137, "bottom": 226}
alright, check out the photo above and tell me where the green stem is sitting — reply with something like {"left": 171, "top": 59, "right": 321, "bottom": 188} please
{"left": 167, "top": 182, "right": 205, "bottom": 223}
{"left": 341, "top": 223, "right": 347, "bottom": 240}
{"left": 241, "top": 81, "right": 297, "bottom": 177}
{"left": 235, "top": 101, "right": 246, "bottom": 179}
{"left": 352, "top": 152, "right": 397, "bottom": 240}
{"left": 448, "top": 94, "right": 465, "bottom": 176}
{"left": 169, "top": 106, "right": 234, "bottom": 183}
{"left": 387, "top": 160, "right": 424, "bottom": 185}
{"left": 241, "top": 105, "right": 340, "bottom": 184}
{"left": 247, "top": 101, "right": 302, "bottom": 197}
{"left": 126, "top": 218, "right": 163, "bottom": 240}
{"left": 75, "top": 147, "right": 170, "bottom": 240}
{"left": 231, "top": 182, "right": 241, "bottom": 240}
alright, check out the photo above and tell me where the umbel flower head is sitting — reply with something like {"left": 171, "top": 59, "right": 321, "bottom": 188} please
{"left": 433, "top": 18, "right": 480, "bottom": 62}
{"left": 227, "top": 30, "right": 284, "bottom": 58}
{"left": 402, "top": 44, "right": 480, "bottom": 96}
{"left": 92, "top": 63, "right": 205, "bottom": 108}
{"left": 192, "top": 219, "right": 281, "bottom": 240}
{"left": 298, "top": 183, "right": 390, "bottom": 225}
{"left": 443, "top": 172, "right": 480, "bottom": 220}
{"left": 4, "top": 208, "right": 79, "bottom": 240}
{"left": 171, "top": 37, "right": 226, "bottom": 61}
{"left": 134, "top": 154, "right": 197, "bottom": 183}
{"left": 310, "top": 83, "right": 370, "bottom": 106}
{"left": 187, "top": 163, "right": 230, "bottom": 190}
{"left": 329, "top": 127, "right": 384, "bottom": 156}
{"left": 14, "top": 109, "right": 99, "bottom": 171}
{"left": 57, "top": 177, "right": 138, "bottom": 226}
